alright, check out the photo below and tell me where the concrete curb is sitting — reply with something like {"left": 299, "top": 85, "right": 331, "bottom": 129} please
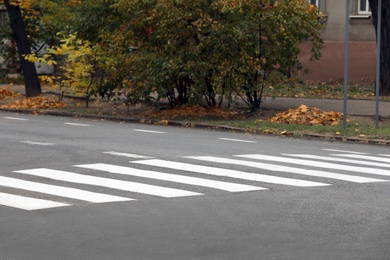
{"left": 1, "top": 107, "right": 390, "bottom": 147}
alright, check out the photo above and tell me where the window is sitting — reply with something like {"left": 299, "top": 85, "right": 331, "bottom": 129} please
{"left": 308, "top": 0, "right": 320, "bottom": 7}
{"left": 358, "top": 0, "right": 371, "bottom": 14}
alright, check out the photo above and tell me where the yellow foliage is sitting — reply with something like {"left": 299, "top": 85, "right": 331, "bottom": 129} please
{"left": 24, "top": 33, "right": 100, "bottom": 102}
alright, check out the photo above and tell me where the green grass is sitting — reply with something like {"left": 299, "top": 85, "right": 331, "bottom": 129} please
{"left": 197, "top": 119, "right": 390, "bottom": 140}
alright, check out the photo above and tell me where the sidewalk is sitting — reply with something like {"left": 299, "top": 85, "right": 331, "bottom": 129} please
{"left": 2, "top": 84, "right": 389, "bottom": 117}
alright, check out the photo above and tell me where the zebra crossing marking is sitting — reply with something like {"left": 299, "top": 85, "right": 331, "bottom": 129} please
{"left": 332, "top": 154, "right": 390, "bottom": 163}
{"left": 14, "top": 168, "right": 202, "bottom": 198}
{"left": 186, "top": 156, "right": 386, "bottom": 183}
{"left": 131, "top": 159, "right": 330, "bottom": 187}
{"left": 3, "top": 151, "right": 390, "bottom": 211}
{"left": 377, "top": 154, "right": 390, "bottom": 157}
{"left": 235, "top": 154, "right": 390, "bottom": 177}
{"left": 283, "top": 154, "right": 390, "bottom": 168}
{"left": 0, "top": 176, "right": 133, "bottom": 203}
{"left": 75, "top": 163, "right": 266, "bottom": 192}
{"left": 0, "top": 192, "right": 70, "bottom": 210}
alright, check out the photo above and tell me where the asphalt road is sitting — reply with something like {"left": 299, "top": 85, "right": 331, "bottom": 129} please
{"left": 1, "top": 111, "right": 390, "bottom": 260}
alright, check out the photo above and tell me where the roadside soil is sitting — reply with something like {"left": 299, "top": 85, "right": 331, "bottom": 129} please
{"left": 0, "top": 85, "right": 384, "bottom": 128}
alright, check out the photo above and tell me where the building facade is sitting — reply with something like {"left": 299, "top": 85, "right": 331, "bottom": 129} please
{"left": 300, "top": 0, "right": 377, "bottom": 84}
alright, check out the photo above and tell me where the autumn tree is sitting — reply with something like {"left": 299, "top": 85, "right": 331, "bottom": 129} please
{"left": 1, "top": 0, "right": 91, "bottom": 97}
{"left": 22, "top": 0, "right": 131, "bottom": 106}
{"left": 3, "top": 0, "right": 41, "bottom": 97}
{"left": 116, "top": 0, "right": 324, "bottom": 110}
{"left": 6, "top": 0, "right": 323, "bottom": 110}
{"left": 368, "top": 0, "right": 390, "bottom": 95}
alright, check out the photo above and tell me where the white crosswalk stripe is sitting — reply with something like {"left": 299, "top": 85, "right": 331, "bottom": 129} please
{"left": 186, "top": 156, "right": 387, "bottom": 183}
{"left": 0, "top": 192, "right": 70, "bottom": 210}
{"left": 14, "top": 168, "right": 202, "bottom": 198}
{"left": 0, "top": 176, "right": 133, "bottom": 203}
{"left": 235, "top": 154, "right": 390, "bottom": 177}
{"left": 75, "top": 163, "right": 266, "bottom": 192}
{"left": 332, "top": 154, "right": 390, "bottom": 163}
{"left": 2, "top": 151, "right": 390, "bottom": 211}
{"left": 377, "top": 154, "right": 390, "bottom": 157}
{"left": 283, "top": 154, "right": 390, "bottom": 168}
{"left": 131, "top": 159, "right": 329, "bottom": 187}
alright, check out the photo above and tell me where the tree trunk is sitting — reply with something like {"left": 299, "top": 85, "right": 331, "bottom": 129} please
{"left": 4, "top": 0, "right": 42, "bottom": 97}
{"left": 369, "top": 0, "right": 390, "bottom": 96}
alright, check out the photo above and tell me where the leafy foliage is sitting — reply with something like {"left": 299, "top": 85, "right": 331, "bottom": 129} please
{"left": 25, "top": 33, "right": 102, "bottom": 107}
{"left": 114, "top": 0, "right": 324, "bottom": 109}
{"left": 2, "top": 0, "right": 324, "bottom": 110}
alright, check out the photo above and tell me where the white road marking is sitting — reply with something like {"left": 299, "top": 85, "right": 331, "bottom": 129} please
{"left": 377, "top": 154, "right": 390, "bottom": 157}
{"left": 75, "top": 163, "right": 265, "bottom": 192}
{"left": 219, "top": 138, "right": 257, "bottom": 143}
{"left": 14, "top": 168, "right": 202, "bottom": 198}
{"left": 322, "top": 149, "right": 368, "bottom": 154}
{"left": 132, "top": 159, "right": 329, "bottom": 187}
{"left": 0, "top": 176, "right": 133, "bottom": 203}
{"left": 236, "top": 154, "right": 390, "bottom": 178}
{"left": 3, "top": 117, "right": 29, "bottom": 121}
{"left": 64, "top": 123, "right": 91, "bottom": 127}
{"left": 331, "top": 154, "right": 390, "bottom": 163}
{"left": 187, "top": 156, "right": 385, "bottom": 183}
{"left": 133, "top": 129, "right": 166, "bottom": 134}
{"left": 283, "top": 154, "right": 390, "bottom": 168}
{"left": 20, "top": 141, "right": 54, "bottom": 146}
{"left": 0, "top": 192, "right": 70, "bottom": 210}
{"left": 103, "top": 151, "right": 153, "bottom": 159}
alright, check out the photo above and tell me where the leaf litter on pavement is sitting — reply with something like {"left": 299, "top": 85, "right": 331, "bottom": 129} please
{"left": 0, "top": 87, "right": 342, "bottom": 126}
{"left": 0, "top": 88, "right": 66, "bottom": 109}
{"left": 0, "top": 88, "right": 20, "bottom": 100}
{"left": 268, "top": 104, "right": 342, "bottom": 126}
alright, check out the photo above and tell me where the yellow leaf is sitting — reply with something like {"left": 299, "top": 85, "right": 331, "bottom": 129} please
{"left": 47, "top": 60, "right": 57, "bottom": 66}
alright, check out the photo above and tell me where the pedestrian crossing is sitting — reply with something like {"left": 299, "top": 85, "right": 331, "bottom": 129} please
{"left": 1, "top": 150, "right": 390, "bottom": 211}
{"left": 75, "top": 163, "right": 265, "bottom": 192}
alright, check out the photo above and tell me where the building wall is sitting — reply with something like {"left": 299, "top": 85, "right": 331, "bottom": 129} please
{"left": 299, "top": 41, "right": 376, "bottom": 84}
{"left": 320, "top": 0, "right": 376, "bottom": 41}
{"left": 300, "top": 0, "right": 377, "bottom": 84}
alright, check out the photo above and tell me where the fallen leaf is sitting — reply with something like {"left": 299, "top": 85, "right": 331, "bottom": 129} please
{"left": 0, "top": 88, "right": 20, "bottom": 100}
{"left": 0, "top": 96, "right": 66, "bottom": 109}
{"left": 268, "top": 105, "right": 342, "bottom": 126}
